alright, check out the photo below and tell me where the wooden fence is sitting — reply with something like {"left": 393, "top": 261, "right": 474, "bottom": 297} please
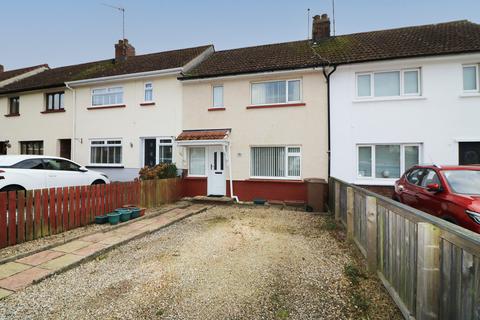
{"left": 329, "top": 177, "right": 480, "bottom": 320}
{"left": 0, "top": 178, "right": 182, "bottom": 249}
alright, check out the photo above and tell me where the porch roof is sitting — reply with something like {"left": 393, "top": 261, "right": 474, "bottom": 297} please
{"left": 176, "top": 129, "right": 230, "bottom": 141}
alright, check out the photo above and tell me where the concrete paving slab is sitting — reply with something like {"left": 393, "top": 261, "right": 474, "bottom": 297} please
{"left": 0, "top": 267, "right": 51, "bottom": 291}
{"left": 38, "top": 254, "right": 83, "bottom": 271}
{"left": 80, "top": 233, "right": 112, "bottom": 242}
{"left": 98, "top": 236, "right": 124, "bottom": 245}
{"left": 0, "top": 288, "right": 13, "bottom": 299}
{"left": 53, "top": 240, "right": 93, "bottom": 253}
{"left": 0, "top": 262, "right": 31, "bottom": 280}
{"left": 72, "top": 243, "right": 108, "bottom": 257}
{"left": 17, "top": 250, "right": 65, "bottom": 266}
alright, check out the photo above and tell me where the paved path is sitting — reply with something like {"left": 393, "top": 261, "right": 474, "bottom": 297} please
{"left": 0, "top": 204, "right": 209, "bottom": 299}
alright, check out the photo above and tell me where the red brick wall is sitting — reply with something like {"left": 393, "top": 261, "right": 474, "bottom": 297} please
{"left": 356, "top": 185, "right": 395, "bottom": 198}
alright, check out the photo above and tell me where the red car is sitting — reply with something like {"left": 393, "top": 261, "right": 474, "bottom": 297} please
{"left": 393, "top": 165, "right": 480, "bottom": 234}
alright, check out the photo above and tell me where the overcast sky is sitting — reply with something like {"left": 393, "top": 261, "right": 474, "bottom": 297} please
{"left": 1, "top": 0, "right": 479, "bottom": 70}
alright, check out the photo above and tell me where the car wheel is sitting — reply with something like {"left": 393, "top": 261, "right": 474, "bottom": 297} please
{"left": 91, "top": 180, "right": 106, "bottom": 185}
{"left": 0, "top": 185, "right": 26, "bottom": 193}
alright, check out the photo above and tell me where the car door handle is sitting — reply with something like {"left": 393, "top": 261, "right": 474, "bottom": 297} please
{"left": 48, "top": 174, "right": 57, "bottom": 178}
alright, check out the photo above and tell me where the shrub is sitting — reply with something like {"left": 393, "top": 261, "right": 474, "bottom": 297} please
{"left": 139, "top": 163, "right": 178, "bottom": 180}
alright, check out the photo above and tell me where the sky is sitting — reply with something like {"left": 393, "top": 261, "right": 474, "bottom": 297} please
{"left": 1, "top": 0, "right": 480, "bottom": 70}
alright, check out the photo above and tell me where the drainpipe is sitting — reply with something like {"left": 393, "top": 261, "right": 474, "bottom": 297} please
{"left": 65, "top": 83, "right": 76, "bottom": 161}
{"left": 226, "top": 142, "right": 238, "bottom": 202}
{"left": 322, "top": 65, "right": 337, "bottom": 178}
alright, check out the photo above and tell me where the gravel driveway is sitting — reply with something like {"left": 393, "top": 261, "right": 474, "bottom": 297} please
{"left": 0, "top": 205, "right": 401, "bottom": 320}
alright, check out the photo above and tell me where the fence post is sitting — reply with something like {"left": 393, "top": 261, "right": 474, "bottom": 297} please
{"left": 366, "top": 196, "right": 377, "bottom": 272}
{"left": 334, "top": 181, "right": 340, "bottom": 221}
{"left": 416, "top": 222, "right": 441, "bottom": 320}
{"left": 346, "top": 187, "right": 354, "bottom": 239}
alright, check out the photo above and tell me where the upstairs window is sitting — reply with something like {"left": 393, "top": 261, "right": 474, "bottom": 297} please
{"left": 251, "top": 79, "right": 301, "bottom": 105}
{"left": 144, "top": 83, "right": 153, "bottom": 101}
{"left": 8, "top": 97, "right": 19, "bottom": 115}
{"left": 213, "top": 85, "right": 224, "bottom": 108}
{"left": 92, "top": 87, "right": 123, "bottom": 106}
{"left": 46, "top": 92, "right": 65, "bottom": 111}
{"left": 356, "top": 69, "right": 420, "bottom": 98}
{"left": 463, "top": 65, "right": 478, "bottom": 92}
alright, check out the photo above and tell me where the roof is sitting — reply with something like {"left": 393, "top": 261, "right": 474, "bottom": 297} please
{"left": 182, "top": 20, "right": 480, "bottom": 79}
{"left": 0, "top": 64, "right": 48, "bottom": 83}
{"left": 176, "top": 129, "right": 231, "bottom": 141}
{"left": 0, "top": 45, "right": 212, "bottom": 94}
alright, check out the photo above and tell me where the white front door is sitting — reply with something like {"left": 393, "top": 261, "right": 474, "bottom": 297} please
{"left": 207, "top": 146, "right": 226, "bottom": 196}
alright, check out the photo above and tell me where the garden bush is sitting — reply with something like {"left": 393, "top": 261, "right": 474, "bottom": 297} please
{"left": 139, "top": 163, "right": 178, "bottom": 180}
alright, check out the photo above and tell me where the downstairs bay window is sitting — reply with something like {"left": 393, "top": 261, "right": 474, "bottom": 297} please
{"left": 90, "top": 140, "right": 122, "bottom": 165}
{"left": 250, "top": 146, "right": 301, "bottom": 179}
{"left": 357, "top": 144, "right": 420, "bottom": 179}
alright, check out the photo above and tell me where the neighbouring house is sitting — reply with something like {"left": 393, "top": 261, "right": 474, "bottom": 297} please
{"left": 0, "top": 40, "right": 213, "bottom": 181}
{"left": 317, "top": 20, "right": 480, "bottom": 195}
{"left": 177, "top": 17, "right": 332, "bottom": 202}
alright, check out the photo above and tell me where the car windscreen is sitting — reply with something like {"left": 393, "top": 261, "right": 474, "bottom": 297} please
{"left": 443, "top": 170, "right": 480, "bottom": 195}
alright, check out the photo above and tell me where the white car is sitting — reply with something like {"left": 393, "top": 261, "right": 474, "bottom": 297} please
{"left": 0, "top": 155, "right": 110, "bottom": 192}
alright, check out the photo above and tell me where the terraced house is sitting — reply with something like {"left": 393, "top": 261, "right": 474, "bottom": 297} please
{"left": 0, "top": 40, "right": 213, "bottom": 181}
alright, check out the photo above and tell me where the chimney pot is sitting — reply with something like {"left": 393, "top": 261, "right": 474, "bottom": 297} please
{"left": 115, "top": 39, "right": 136, "bottom": 63}
{"left": 312, "top": 13, "right": 331, "bottom": 42}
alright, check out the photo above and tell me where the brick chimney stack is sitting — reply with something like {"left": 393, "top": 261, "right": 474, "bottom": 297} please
{"left": 0, "top": 65, "right": 4, "bottom": 73}
{"left": 115, "top": 39, "right": 135, "bottom": 63}
{"left": 312, "top": 14, "right": 331, "bottom": 42}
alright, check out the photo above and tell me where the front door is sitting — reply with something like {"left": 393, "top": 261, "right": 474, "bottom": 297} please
{"left": 207, "top": 146, "right": 226, "bottom": 196}
{"left": 59, "top": 139, "right": 71, "bottom": 159}
{"left": 0, "top": 142, "right": 6, "bottom": 155}
{"left": 144, "top": 139, "right": 157, "bottom": 167}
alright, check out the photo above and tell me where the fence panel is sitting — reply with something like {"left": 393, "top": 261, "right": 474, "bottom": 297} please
{"left": 339, "top": 183, "right": 347, "bottom": 225}
{"left": 353, "top": 190, "right": 367, "bottom": 254}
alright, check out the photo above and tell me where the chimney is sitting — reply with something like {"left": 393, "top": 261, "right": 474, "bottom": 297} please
{"left": 0, "top": 65, "right": 3, "bottom": 73}
{"left": 115, "top": 39, "right": 136, "bottom": 63}
{"left": 312, "top": 14, "right": 331, "bottom": 42}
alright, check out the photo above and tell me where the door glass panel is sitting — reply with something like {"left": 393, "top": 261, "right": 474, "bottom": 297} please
{"left": 220, "top": 152, "right": 224, "bottom": 171}
{"left": 214, "top": 152, "right": 218, "bottom": 170}
{"left": 144, "top": 139, "right": 156, "bottom": 167}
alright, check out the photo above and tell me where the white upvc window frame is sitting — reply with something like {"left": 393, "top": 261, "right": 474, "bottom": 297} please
{"left": 89, "top": 138, "right": 123, "bottom": 167}
{"left": 144, "top": 82, "right": 154, "bottom": 102}
{"left": 212, "top": 85, "right": 224, "bottom": 108}
{"left": 187, "top": 146, "right": 207, "bottom": 177}
{"left": 250, "top": 79, "right": 302, "bottom": 106}
{"left": 356, "top": 143, "right": 422, "bottom": 180}
{"left": 462, "top": 64, "right": 479, "bottom": 93}
{"left": 91, "top": 86, "right": 124, "bottom": 107}
{"left": 249, "top": 145, "right": 302, "bottom": 180}
{"left": 141, "top": 137, "right": 175, "bottom": 166}
{"left": 355, "top": 68, "right": 421, "bottom": 99}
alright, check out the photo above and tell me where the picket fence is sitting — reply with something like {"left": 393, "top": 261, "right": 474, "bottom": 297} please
{"left": 0, "top": 178, "right": 183, "bottom": 249}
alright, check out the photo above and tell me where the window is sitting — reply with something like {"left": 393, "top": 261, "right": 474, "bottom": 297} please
{"left": 421, "top": 169, "right": 441, "bottom": 188}
{"left": 43, "top": 159, "right": 80, "bottom": 171}
{"left": 463, "top": 65, "right": 478, "bottom": 92}
{"left": 189, "top": 147, "right": 206, "bottom": 176}
{"left": 357, "top": 144, "right": 421, "bottom": 179}
{"left": 406, "top": 169, "right": 426, "bottom": 186}
{"left": 20, "top": 141, "right": 44, "bottom": 155}
{"left": 251, "top": 80, "right": 301, "bottom": 105}
{"left": 356, "top": 69, "right": 420, "bottom": 98}
{"left": 459, "top": 142, "right": 480, "bottom": 165}
{"left": 8, "top": 97, "right": 19, "bottom": 115}
{"left": 213, "top": 85, "right": 224, "bottom": 108}
{"left": 91, "top": 87, "right": 123, "bottom": 106}
{"left": 143, "top": 138, "right": 173, "bottom": 167}
{"left": 46, "top": 92, "right": 65, "bottom": 111}
{"left": 158, "top": 139, "right": 173, "bottom": 163}
{"left": 250, "top": 146, "right": 301, "bottom": 179}
{"left": 12, "top": 159, "right": 45, "bottom": 169}
{"left": 144, "top": 83, "right": 153, "bottom": 102}
{"left": 90, "top": 140, "right": 122, "bottom": 165}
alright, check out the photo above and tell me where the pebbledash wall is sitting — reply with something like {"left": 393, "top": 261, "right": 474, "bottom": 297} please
{"left": 330, "top": 52, "right": 480, "bottom": 192}
{"left": 70, "top": 74, "right": 184, "bottom": 181}
{"left": 180, "top": 69, "right": 329, "bottom": 202}
{"left": 0, "top": 89, "right": 73, "bottom": 156}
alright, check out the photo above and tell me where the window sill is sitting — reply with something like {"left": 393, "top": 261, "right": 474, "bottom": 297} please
{"left": 87, "top": 104, "right": 126, "bottom": 110}
{"left": 41, "top": 109, "right": 65, "bottom": 114}
{"left": 4, "top": 113, "right": 20, "bottom": 117}
{"left": 353, "top": 96, "right": 426, "bottom": 103}
{"left": 86, "top": 165, "right": 124, "bottom": 169}
{"left": 208, "top": 107, "right": 226, "bottom": 111}
{"left": 247, "top": 102, "right": 306, "bottom": 109}
{"left": 459, "top": 92, "right": 480, "bottom": 98}
{"left": 247, "top": 178, "right": 304, "bottom": 183}
{"left": 140, "top": 102, "right": 155, "bottom": 106}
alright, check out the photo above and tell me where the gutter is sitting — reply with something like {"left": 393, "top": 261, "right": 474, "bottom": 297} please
{"left": 323, "top": 65, "right": 337, "bottom": 178}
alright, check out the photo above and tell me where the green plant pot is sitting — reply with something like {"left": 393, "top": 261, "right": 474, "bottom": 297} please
{"left": 115, "top": 208, "right": 130, "bottom": 213}
{"left": 130, "top": 208, "right": 141, "bottom": 219}
{"left": 107, "top": 212, "right": 121, "bottom": 225}
{"left": 95, "top": 215, "right": 109, "bottom": 224}
{"left": 119, "top": 210, "right": 132, "bottom": 222}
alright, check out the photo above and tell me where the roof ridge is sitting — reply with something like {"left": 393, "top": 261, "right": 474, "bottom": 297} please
{"left": 213, "top": 39, "right": 310, "bottom": 54}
